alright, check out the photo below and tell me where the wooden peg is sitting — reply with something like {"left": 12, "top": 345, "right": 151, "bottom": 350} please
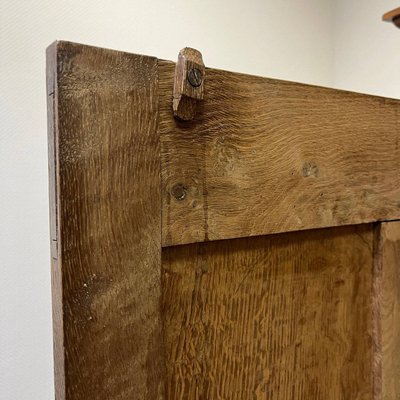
{"left": 383, "top": 7, "right": 400, "bottom": 28}
{"left": 173, "top": 48, "right": 205, "bottom": 121}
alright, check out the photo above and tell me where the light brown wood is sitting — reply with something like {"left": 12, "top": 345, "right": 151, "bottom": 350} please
{"left": 163, "top": 224, "right": 374, "bottom": 399}
{"left": 374, "top": 221, "right": 400, "bottom": 399}
{"left": 173, "top": 47, "right": 205, "bottom": 121}
{"left": 159, "top": 61, "right": 400, "bottom": 247}
{"left": 383, "top": 7, "right": 400, "bottom": 28}
{"left": 47, "top": 41, "right": 400, "bottom": 400}
{"left": 46, "top": 41, "right": 164, "bottom": 399}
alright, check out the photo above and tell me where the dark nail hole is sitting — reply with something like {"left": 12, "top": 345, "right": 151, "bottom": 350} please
{"left": 171, "top": 183, "right": 188, "bottom": 201}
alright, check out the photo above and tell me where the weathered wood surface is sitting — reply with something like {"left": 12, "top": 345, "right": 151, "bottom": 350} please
{"left": 374, "top": 221, "right": 400, "bottom": 399}
{"left": 47, "top": 41, "right": 164, "bottom": 400}
{"left": 48, "top": 41, "right": 400, "bottom": 400}
{"left": 173, "top": 47, "right": 205, "bottom": 121}
{"left": 159, "top": 61, "right": 400, "bottom": 246}
{"left": 162, "top": 224, "right": 374, "bottom": 399}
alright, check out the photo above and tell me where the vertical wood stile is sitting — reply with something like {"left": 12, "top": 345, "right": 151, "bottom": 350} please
{"left": 46, "top": 41, "right": 165, "bottom": 400}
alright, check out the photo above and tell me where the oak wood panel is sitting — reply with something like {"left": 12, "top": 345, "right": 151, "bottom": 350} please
{"left": 162, "top": 224, "right": 374, "bottom": 399}
{"left": 47, "top": 41, "right": 164, "bottom": 399}
{"left": 374, "top": 221, "right": 400, "bottom": 399}
{"left": 159, "top": 61, "right": 400, "bottom": 246}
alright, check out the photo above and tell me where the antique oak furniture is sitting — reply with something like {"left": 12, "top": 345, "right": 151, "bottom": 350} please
{"left": 47, "top": 41, "right": 400, "bottom": 399}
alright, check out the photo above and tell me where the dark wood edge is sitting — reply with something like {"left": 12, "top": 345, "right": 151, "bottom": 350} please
{"left": 46, "top": 41, "right": 65, "bottom": 400}
{"left": 373, "top": 222, "right": 383, "bottom": 399}
{"left": 372, "top": 220, "right": 400, "bottom": 398}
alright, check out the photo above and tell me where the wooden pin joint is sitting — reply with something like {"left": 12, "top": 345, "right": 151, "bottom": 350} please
{"left": 173, "top": 47, "right": 205, "bottom": 121}
{"left": 383, "top": 7, "right": 400, "bottom": 28}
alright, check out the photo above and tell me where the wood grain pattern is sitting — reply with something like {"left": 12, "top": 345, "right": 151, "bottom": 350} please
{"left": 374, "top": 221, "right": 400, "bottom": 400}
{"left": 159, "top": 61, "right": 400, "bottom": 246}
{"left": 162, "top": 224, "right": 374, "bottom": 399}
{"left": 47, "top": 41, "right": 164, "bottom": 399}
{"left": 48, "top": 42, "right": 400, "bottom": 400}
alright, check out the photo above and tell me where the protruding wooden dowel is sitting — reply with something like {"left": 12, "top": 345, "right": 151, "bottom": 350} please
{"left": 173, "top": 47, "right": 205, "bottom": 121}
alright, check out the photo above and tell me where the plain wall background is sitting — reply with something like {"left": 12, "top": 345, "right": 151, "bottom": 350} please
{"left": 0, "top": 1, "right": 399, "bottom": 398}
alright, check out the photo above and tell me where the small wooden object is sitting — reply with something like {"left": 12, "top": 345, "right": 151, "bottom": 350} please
{"left": 172, "top": 47, "right": 205, "bottom": 121}
{"left": 383, "top": 7, "right": 400, "bottom": 28}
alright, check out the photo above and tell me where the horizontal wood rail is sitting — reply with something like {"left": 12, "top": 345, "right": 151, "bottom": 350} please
{"left": 159, "top": 63, "right": 400, "bottom": 246}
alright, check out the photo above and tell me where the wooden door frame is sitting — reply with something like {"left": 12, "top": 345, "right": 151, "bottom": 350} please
{"left": 47, "top": 41, "right": 400, "bottom": 399}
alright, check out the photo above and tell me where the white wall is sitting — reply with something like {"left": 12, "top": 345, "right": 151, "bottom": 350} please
{"left": 1, "top": 1, "right": 398, "bottom": 399}
{"left": 333, "top": 0, "right": 400, "bottom": 99}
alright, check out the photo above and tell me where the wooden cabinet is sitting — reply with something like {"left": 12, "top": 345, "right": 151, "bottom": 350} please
{"left": 47, "top": 41, "right": 400, "bottom": 399}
